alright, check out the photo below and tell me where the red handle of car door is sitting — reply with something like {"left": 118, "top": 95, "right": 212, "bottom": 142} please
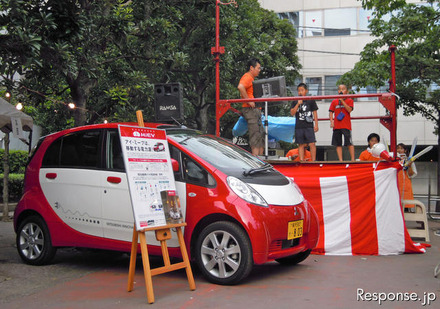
{"left": 107, "top": 176, "right": 122, "bottom": 184}
{"left": 46, "top": 173, "right": 57, "bottom": 179}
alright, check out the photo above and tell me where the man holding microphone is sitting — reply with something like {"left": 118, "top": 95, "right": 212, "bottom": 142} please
{"left": 329, "top": 84, "right": 354, "bottom": 161}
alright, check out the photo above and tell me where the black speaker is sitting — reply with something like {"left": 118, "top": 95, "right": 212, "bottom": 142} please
{"left": 154, "top": 83, "right": 184, "bottom": 122}
{"left": 253, "top": 76, "right": 287, "bottom": 106}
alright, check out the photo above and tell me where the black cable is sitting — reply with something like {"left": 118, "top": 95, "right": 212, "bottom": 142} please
{"left": 298, "top": 49, "right": 361, "bottom": 56}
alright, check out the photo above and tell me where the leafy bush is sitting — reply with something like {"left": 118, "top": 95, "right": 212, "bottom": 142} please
{"left": 0, "top": 173, "right": 24, "bottom": 203}
{"left": 0, "top": 149, "right": 29, "bottom": 174}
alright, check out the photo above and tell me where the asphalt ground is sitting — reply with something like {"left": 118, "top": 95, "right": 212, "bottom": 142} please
{"left": 1, "top": 216, "right": 440, "bottom": 309}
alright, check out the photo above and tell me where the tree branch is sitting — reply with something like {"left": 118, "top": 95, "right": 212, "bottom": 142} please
{"left": 98, "top": 55, "right": 154, "bottom": 65}
{"left": 19, "top": 85, "right": 47, "bottom": 98}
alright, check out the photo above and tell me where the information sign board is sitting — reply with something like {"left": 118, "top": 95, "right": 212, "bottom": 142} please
{"left": 118, "top": 125, "right": 176, "bottom": 230}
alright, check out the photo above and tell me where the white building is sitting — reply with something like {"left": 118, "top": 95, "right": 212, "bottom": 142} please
{"left": 258, "top": 0, "right": 437, "bottom": 194}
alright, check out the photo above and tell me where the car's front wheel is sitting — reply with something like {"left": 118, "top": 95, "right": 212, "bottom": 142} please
{"left": 16, "top": 215, "right": 57, "bottom": 265}
{"left": 195, "top": 221, "right": 253, "bottom": 285}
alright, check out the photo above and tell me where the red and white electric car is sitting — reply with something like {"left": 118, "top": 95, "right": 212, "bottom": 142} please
{"left": 14, "top": 123, "right": 319, "bottom": 285}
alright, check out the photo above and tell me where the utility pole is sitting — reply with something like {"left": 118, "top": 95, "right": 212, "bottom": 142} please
{"left": 212, "top": 1, "right": 237, "bottom": 136}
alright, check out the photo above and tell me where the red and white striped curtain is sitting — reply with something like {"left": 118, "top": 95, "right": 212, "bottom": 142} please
{"left": 273, "top": 161, "right": 425, "bottom": 255}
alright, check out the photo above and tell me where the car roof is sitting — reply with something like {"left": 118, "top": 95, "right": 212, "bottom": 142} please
{"left": 45, "top": 122, "right": 185, "bottom": 137}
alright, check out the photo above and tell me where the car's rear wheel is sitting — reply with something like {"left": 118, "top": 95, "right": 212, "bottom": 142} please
{"left": 275, "top": 249, "right": 311, "bottom": 265}
{"left": 16, "top": 215, "right": 57, "bottom": 265}
{"left": 195, "top": 221, "right": 253, "bottom": 285}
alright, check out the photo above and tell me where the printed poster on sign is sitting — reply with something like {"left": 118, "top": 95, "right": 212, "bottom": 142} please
{"left": 118, "top": 125, "right": 176, "bottom": 230}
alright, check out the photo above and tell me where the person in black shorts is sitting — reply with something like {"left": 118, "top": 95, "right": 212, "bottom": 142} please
{"left": 329, "top": 84, "right": 354, "bottom": 161}
{"left": 290, "top": 83, "right": 319, "bottom": 161}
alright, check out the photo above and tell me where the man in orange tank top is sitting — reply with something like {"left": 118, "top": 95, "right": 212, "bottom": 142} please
{"left": 237, "top": 58, "right": 264, "bottom": 156}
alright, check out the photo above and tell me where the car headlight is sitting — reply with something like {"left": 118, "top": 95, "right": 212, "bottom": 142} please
{"left": 227, "top": 176, "right": 268, "bottom": 207}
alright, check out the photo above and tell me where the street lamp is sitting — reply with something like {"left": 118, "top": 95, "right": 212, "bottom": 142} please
{"left": 5, "top": 91, "right": 11, "bottom": 101}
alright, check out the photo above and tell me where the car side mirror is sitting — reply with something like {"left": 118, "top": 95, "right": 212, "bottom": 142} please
{"left": 171, "top": 158, "right": 179, "bottom": 172}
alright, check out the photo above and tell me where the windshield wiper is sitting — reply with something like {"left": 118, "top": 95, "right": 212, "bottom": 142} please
{"left": 243, "top": 163, "right": 273, "bottom": 176}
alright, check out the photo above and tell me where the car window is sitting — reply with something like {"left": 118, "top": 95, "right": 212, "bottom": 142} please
{"left": 169, "top": 144, "right": 215, "bottom": 187}
{"left": 166, "top": 129, "right": 264, "bottom": 173}
{"left": 42, "top": 130, "right": 102, "bottom": 168}
{"left": 182, "top": 154, "right": 216, "bottom": 187}
{"left": 169, "top": 144, "right": 183, "bottom": 182}
{"left": 42, "top": 138, "right": 62, "bottom": 167}
{"left": 106, "top": 130, "right": 125, "bottom": 171}
{"left": 27, "top": 137, "right": 45, "bottom": 166}
{"left": 60, "top": 131, "right": 101, "bottom": 168}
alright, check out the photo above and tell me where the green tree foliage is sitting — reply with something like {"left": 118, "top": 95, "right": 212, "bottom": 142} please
{"left": 0, "top": 0, "right": 300, "bottom": 136}
{"left": 341, "top": 1, "right": 440, "bottom": 126}
{"left": 340, "top": 0, "right": 440, "bottom": 191}
{"left": 0, "top": 173, "right": 24, "bottom": 202}
{"left": 214, "top": 1, "right": 300, "bottom": 137}
{"left": 0, "top": 149, "right": 27, "bottom": 202}
{"left": 0, "top": 149, "right": 28, "bottom": 173}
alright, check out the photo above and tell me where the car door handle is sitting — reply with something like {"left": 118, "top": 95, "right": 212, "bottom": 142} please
{"left": 46, "top": 173, "right": 57, "bottom": 179}
{"left": 107, "top": 176, "right": 122, "bottom": 184}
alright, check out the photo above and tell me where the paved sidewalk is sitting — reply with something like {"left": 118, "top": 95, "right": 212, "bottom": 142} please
{"left": 1, "top": 218, "right": 440, "bottom": 308}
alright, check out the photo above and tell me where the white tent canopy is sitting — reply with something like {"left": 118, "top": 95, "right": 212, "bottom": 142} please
{"left": 0, "top": 97, "right": 33, "bottom": 133}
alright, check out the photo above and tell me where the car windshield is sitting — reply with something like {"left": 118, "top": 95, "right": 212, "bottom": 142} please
{"left": 166, "top": 129, "right": 265, "bottom": 172}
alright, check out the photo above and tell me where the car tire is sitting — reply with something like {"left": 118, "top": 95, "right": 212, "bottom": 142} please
{"left": 195, "top": 221, "right": 253, "bottom": 285}
{"left": 16, "top": 215, "right": 57, "bottom": 265}
{"left": 275, "top": 249, "right": 311, "bottom": 265}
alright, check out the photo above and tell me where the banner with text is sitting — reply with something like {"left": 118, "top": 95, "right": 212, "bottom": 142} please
{"left": 119, "top": 125, "right": 176, "bottom": 230}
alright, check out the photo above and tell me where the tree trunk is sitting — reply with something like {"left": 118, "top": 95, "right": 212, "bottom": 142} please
{"left": 437, "top": 123, "right": 440, "bottom": 212}
{"left": 196, "top": 95, "right": 210, "bottom": 133}
{"left": 68, "top": 72, "right": 97, "bottom": 127}
{"left": 73, "top": 96, "right": 88, "bottom": 126}
{"left": 2, "top": 132, "right": 10, "bottom": 221}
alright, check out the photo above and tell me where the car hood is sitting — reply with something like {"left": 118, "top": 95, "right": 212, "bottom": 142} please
{"left": 227, "top": 169, "right": 304, "bottom": 206}
{"left": 247, "top": 180, "right": 304, "bottom": 206}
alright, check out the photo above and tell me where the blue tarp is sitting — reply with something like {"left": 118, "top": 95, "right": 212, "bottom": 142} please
{"left": 232, "top": 115, "right": 296, "bottom": 143}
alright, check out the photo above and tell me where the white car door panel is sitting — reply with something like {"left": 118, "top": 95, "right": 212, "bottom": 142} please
{"left": 40, "top": 168, "right": 103, "bottom": 237}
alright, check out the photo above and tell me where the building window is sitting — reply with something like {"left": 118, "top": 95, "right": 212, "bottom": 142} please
{"left": 428, "top": 82, "right": 440, "bottom": 93}
{"left": 286, "top": 78, "right": 304, "bottom": 96}
{"left": 425, "top": 82, "right": 439, "bottom": 100}
{"left": 305, "top": 77, "right": 322, "bottom": 96}
{"left": 278, "top": 11, "right": 303, "bottom": 38}
{"left": 379, "top": 84, "right": 388, "bottom": 93}
{"left": 324, "top": 8, "right": 357, "bottom": 36}
{"left": 324, "top": 75, "right": 342, "bottom": 96}
{"left": 359, "top": 9, "right": 374, "bottom": 32}
{"left": 353, "top": 86, "right": 378, "bottom": 101}
{"left": 304, "top": 11, "right": 322, "bottom": 37}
